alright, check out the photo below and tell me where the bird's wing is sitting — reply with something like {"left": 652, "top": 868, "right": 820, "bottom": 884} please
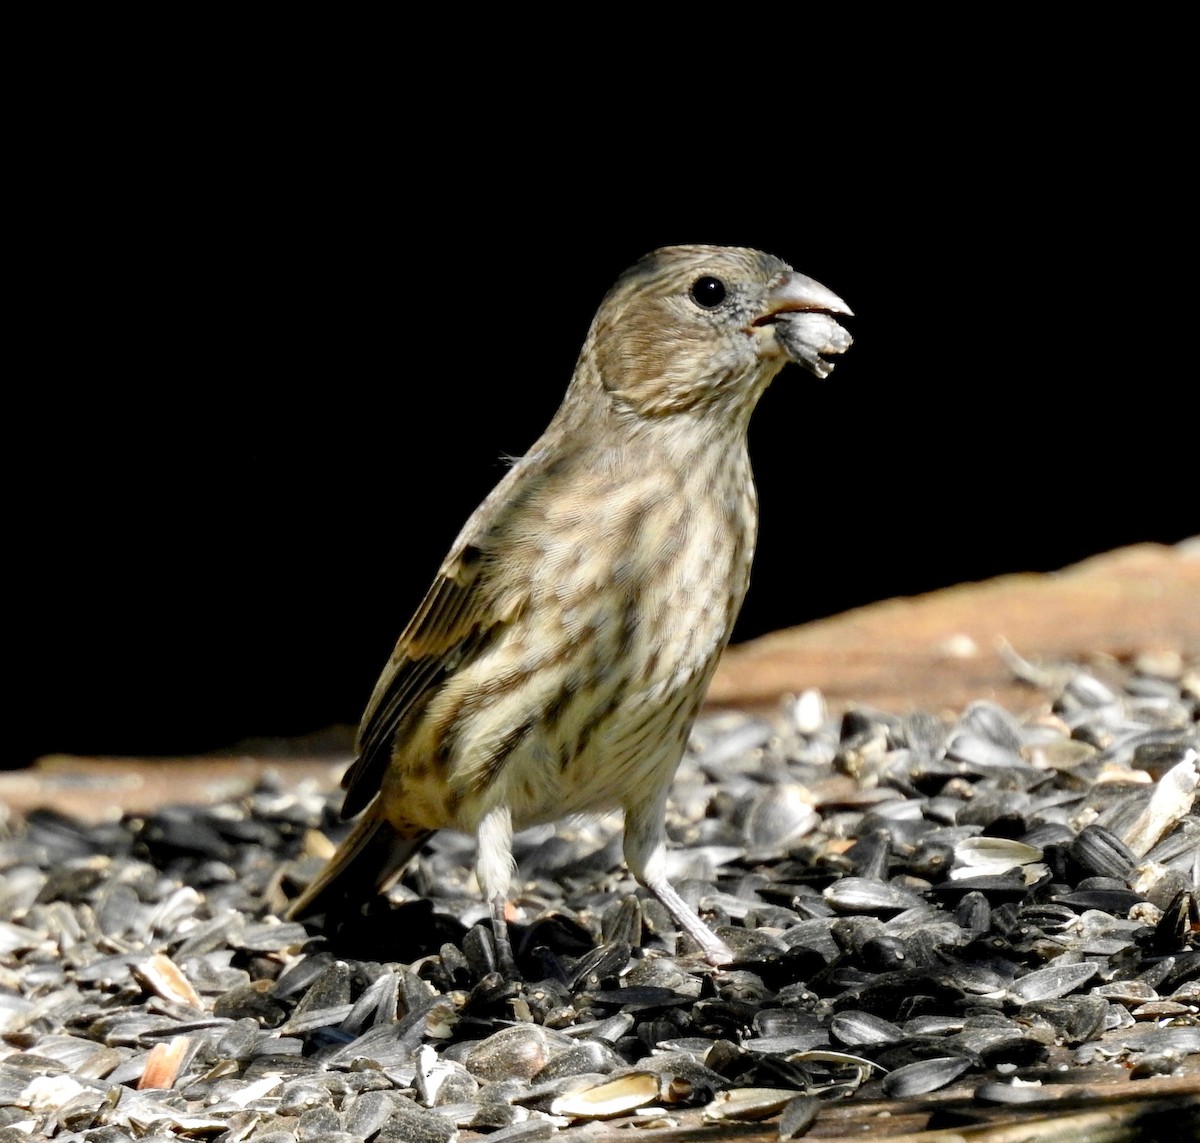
{"left": 338, "top": 481, "right": 529, "bottom": 820}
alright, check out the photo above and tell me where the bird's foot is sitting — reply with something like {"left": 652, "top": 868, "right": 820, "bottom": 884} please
{"left": 692, "top": 930, "right": 735, "bottom": 968}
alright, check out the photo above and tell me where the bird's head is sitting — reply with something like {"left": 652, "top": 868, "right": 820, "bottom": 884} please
{"left": 584, "top": 244, "right": 852, "bottom": 422}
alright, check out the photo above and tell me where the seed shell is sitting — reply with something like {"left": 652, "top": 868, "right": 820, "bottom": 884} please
{"left": 1, "top": 653, "right": 1197, "bottom": 1136}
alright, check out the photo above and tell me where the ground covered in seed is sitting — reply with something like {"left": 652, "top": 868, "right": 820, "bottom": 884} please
{"left": 1, "top": 657, "right": 1198, "bottom": 1141}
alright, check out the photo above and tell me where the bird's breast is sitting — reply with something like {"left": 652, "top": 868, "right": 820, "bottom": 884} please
{"left": 398, "top": 431, "right": 758, "bottom": 832}
{"left": 533, "top": 431, "right": 756, "bottom": 690}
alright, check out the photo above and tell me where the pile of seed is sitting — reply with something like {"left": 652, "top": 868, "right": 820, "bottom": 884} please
{"left": 1, "top": 655, "right": 1197, "bottom": 1141}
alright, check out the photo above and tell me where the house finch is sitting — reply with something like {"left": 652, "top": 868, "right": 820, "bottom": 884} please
{"left": 289, "top": 245, "right": 852, "bottom": 965}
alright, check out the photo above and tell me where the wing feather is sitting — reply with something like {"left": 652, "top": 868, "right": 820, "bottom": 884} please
{"left": 340, "top": 556, "right": 497, "bottom": 817}
{"left": 337, "top": 459, "right": 546, "bottom": 820}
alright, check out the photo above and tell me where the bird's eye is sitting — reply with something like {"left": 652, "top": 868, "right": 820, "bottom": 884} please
{"left": 689, "top": 276, "right": 727, "bottom": 308}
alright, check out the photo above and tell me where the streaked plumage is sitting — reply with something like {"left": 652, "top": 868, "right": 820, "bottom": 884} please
{"left": 289, "top": 245, "right": 852, "bottom": 964}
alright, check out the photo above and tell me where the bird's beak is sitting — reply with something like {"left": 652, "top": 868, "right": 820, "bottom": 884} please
{"left": 759, "top": 272, "right": 854, "bottom": 321}
{"left": 754, "top": 271, "right": 854, "bottom": 378}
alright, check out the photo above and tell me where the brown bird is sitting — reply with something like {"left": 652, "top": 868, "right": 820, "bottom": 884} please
{"left": 289, "top": 245, "right": 852, "bottom": 965}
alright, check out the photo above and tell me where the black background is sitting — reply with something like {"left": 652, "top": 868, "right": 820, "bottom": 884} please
{"left": 12, "top": 37, "right": 1195, "bottom": 769}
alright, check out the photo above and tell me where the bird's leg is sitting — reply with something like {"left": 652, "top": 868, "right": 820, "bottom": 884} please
{"left": 476, "top": 804, "right": 519, "bottom": 978}
{"left": 623, "top": 790, "right": 733, "bottom": 966}
{"left": 488, "top": 893, "right": 517, "bottom": 980}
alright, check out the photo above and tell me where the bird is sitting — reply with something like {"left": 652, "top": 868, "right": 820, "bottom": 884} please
{"left": 288, "top": 244, "right": 852, "bottom": 966}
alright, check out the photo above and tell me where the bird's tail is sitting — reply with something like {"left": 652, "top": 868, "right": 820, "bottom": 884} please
{"left": 287, "top": 806, "right": 432, "bottom": 920}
